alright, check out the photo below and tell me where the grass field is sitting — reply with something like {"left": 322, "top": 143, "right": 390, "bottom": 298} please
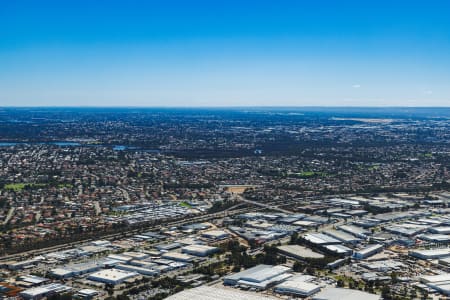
{"left": 179, "top": 201, "right": 193, "bottom": 208}
{"left": 3, "top": 183, "right": 47, "bottom": 191}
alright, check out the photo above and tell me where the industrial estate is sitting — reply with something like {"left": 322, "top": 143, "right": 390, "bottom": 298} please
{"left": 0, "top": 107, "right": 449, "bottom": 300}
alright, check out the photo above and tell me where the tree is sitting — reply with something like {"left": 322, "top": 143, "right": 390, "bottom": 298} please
{"left": 381, "top": 285, "right": 392, "bottom": 300}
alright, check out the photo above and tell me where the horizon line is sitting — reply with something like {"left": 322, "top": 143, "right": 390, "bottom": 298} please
{"left": 1, "top": 105, "right": 450, "bottom": 109}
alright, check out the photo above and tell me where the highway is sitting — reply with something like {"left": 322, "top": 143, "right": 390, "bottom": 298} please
{"left": 0, "top": 206, "right": 254, "bottom": 262}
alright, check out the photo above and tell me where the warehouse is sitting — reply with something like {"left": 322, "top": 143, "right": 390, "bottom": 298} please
{"left": 106, "top": 254, "right": 133, "bottom": 263}
{"left": 166, "top": 285, "right": 279, "bottom": 300}
{"left": 353, "top": 244, "right": 383, "bottom": 259}
{"left": 323, "top": 229, "right": 361, "bottom": 244}
{"left": 121, "top": 252, "right": 149, "bottom": 260}
{"left": 338, "top": 225, "right": 370, "bottom": 238}
{"left": 201, "top": 230, "right": 230, "bottom": 240}
{"left": 430, "top": 227, "right": 450, "bottom": 234}
{"left": 409, "top": 248, "right": 450, "bottom": 259}
{"left": 162, "top": 252, "right": 195, "bottom": 262}
{"left": 19, "top": 283, "right": 72, "bottom": 300}
{"left": 360, "top": 260, "right": 405, "bottom": 272}
{"left": 312, "top": 287, "right": 381, "bottom": 300}
{"left": 274, "top": 275, "right": 321, "bottom": 297}
{"left": 303, "top": 233, "right": 341, "bottom": 245}
{"left": 386, "top": 224, "right": 428, "bottom": 236}
{"left": 75, "top": 289, "right": 99, "bottom": 299}
{"left": 181, "top": 245, "right": 219, "bottom": 257}
{"left": 420, "top": 274, "right": 450, "bottom": 295}
{"left": 3, "top": 257, "right": 43, "bottom": 270}
{"left": 223, "top": 264, "right": 291, "bottom": 290}
{"left": 87, "top": 269, "right": 138, "bottom": 285}
{"left": 90, "top": 240, "right": 111, "bottom": 247}
{"left": 49, "top": 268, "right": 74, "bottom": 279}
{"left": 156, "top": 242, "right": 182, "bottom": 252}
{"left": 324, "top": 244, "right": 352, "bottom": 256}
{"left": 115, "top": 264, "right": 159, "bottom": 276}
{"left": 277, "top": 245, "right": 324, "bottom": 260}
{"left": 418, "top": 234, "right": 450, "bottom": 244}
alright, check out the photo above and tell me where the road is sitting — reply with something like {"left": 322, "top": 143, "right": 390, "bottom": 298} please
{"left": 235, "top": 194, "right": 294, "bottom": 214}
{"left": 0, "top": 206, "right": 256, "bottom": 262}
{"left": 3, "top": 207, "right": 15, "bottom": 225}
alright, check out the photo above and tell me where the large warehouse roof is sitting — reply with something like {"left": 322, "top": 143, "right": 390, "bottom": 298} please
{"left": 166, "top": 286, "right": 279, "bottom": 300}
{"left": 312, "top": 287, "right": 381, "bottom": 300}
{"left": 277, "top": 245, "right": 324, "bottom": 259}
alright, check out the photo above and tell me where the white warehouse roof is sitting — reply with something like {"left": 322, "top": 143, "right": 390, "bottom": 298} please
{"left": 166, "top": 285, "right": 279, "bottom": 300}
{"left": 312, "top": 287, "right": 381, "bottom": 300}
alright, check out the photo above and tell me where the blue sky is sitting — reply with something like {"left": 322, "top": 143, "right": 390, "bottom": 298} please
{"left": 1, "top": 0, "right": 449, "bottom": 106}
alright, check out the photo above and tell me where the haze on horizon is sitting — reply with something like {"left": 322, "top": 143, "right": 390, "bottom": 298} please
{"left": 1, "top": 0, "right": 450, "bottom": 107}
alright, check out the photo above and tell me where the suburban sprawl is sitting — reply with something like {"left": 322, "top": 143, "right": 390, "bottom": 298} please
{"left": 0, "top": 107, "right": 450, "bottom": 300}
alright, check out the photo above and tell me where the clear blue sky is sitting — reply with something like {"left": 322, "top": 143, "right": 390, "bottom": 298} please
{"left": 1, "top": 0, "right": 449, "bottom": 107}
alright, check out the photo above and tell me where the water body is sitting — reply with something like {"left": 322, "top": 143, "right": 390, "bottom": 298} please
{"left": 0, "top": 141, "right": 81, "bottom": 147}
{"left": 0, "top": 141, "right": 160, "bottom": 153}
{"left": 45, "top": 141, "right": 81, "bottom": 146}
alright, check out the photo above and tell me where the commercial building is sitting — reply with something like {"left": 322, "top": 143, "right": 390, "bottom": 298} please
{"left": 166, "top": 285, "right": 279, "bottom": 300}
{"left": 353, "top": 244, "right": 383, "bottom": 260}
{"left": 312, "top": 287, "right": 381, "bottom": 300}
{"left": 121, "top": 252, "right": 149, "bottom": 260}
{"left": 75, "top": 289, "right": 99, "bottom": 299}
{"left": 19, "top": 283, "right": 72, "bottom": 300}
{"left": 181, "top": 245, "right": 219, "bottom": 257}
{"left": 420, "top": 274, "right": 450, "bottom": 295}
{"left": 115, "top": 264, "right": 159, "bottom": 276}
{"left": 223, "top": 264, "right": 291, "bottom": 290}
{"left": 274, "top": 275, "right": 321, "bottom": 297}
{"left": 324, "top": 244, "right": 352, "bottom": 256}
{"left": 156, "top": 243, "right": 182, "bottom": 252}
{"left": 106, "top": 254, "right": 133, "bottom": 263}
{"left": 429, "top": 227, "right": 450, "bottom": 234}
{"left": 201, "top": 230, "right": 230, "bottom": 240}
{"left": 2, "top": 257, "right": 43, "bottom": 270}
{"left": 16, "top": 275, "right": 49, "bottom": 287}
{"left": 418, "top": 234, "right": 450, "bottom": 244}
{"left": 162, "top": 252, "right": 195, "bottom": 262}
{"left": 50, "top": 262, "right": 101, "bottom": 279}
{"left": 338, "top": 225, "right": 370, "bottom": 239}
{"left": 277, "top": 245, "right": 324, "bottom": 260}
{"left": 323, "top": 229, "right": 361, "bottom": 244}
{"left": 87, "top": 269, "right": 138, "bottom": 285}
{"left": 409, "top": 248, "right": 450, "bottom": 260}
{"left": 303, "top": 233, "right": 341, "bottom": 245}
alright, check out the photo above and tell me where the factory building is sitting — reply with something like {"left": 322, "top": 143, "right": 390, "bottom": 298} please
{"left": 338, "top": 225, "right": 370, "bottom": 239}
{"left": 87, "top": 269, "right": 138, "bottom": 285}
{"left": 181, "top": 245, "right": 219, "bottom": 257}
{"left": 50, "top": 262, "right": 101, "bottom": 279}
{"left": 429, "top": 227, "right": 450, "bottom": 234}
{"left": 274, "top": 275, "right": 321, "bottom": 297}
{"left": 201, "top": 230, "right": 230, "bottom": 240}
{"left": 277, "top": 245, "right": 324, "bottom": 260}
{"left": 166, "top": 285, "right": 280, "bottom": 300}
{"left": 223, "top": 264, "right": 291, "bottom": 290}
{"left": 324, "top": 244, "right": 353, "bottom": 256}
{"left": 115, "top": 264, "right": 159, "bottom": 276}
{"left": 353, "top": 244, "right": 383, "bottom": 260}
{"left": 303, "top": 233, "right": 341, "bottom": 245}
{"left": 162, "top": 252, "right": 195, "bottom": 262}
{"left": 75, "top": 289, "right": 99, "bottom": 299}
{"left": 19, "top": 283, "right": 72, "bottom": 300}
{"left": 409, "top": 248, "right": 450, "bottom": 260}
{"left": 323, "top": 229, "right": 361, "bottom": 244}
{"left": 420, "top": 274, "right": 450, "bottom": 295}
{"left": 312, "top": 287, "right": 381, "bottom": 300}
